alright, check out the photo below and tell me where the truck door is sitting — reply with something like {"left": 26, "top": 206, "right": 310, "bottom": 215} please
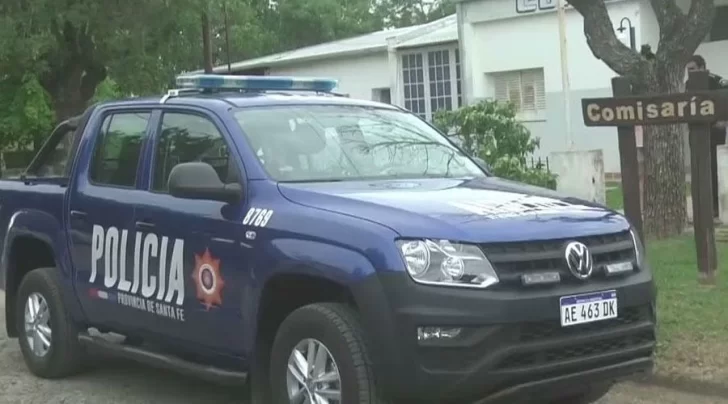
{"left": 67, "top": 109, "right": 154, "bottom": 328}
{"left": 132, "top": 109, "right": 251, "bottom": 355}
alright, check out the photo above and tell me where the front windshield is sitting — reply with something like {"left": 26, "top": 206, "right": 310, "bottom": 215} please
{"left": 233, "top": 104, "right": 486, "bottom": 182}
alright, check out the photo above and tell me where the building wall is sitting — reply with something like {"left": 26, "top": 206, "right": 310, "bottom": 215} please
{"left": 268, "top": 52, "right": 392, "bottom": 101}
{"left": 459, "top": 0, "right": 642, "bottom": 174}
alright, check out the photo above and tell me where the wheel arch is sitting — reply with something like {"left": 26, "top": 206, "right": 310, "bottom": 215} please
{"left": 2, "top": 210, "right": 82, "bottom": 338}
{"left": 242, "top": 232, "right": 407, "bottom": 401}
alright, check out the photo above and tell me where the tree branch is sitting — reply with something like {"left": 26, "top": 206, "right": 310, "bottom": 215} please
{"left": 655, "top": 0, "right": 714, "bottom": 65}
{"left": 568, "top": 0, "right": 647, "bottom": 77}
{"left": 650, "top": 0, "right": 686, "bottom": 36}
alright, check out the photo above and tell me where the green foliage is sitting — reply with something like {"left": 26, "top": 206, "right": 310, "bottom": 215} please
{"left": 0, "top": 74, "right": 55, "bottom": 150}
{"left": 0, "top": 0, "right": 458, "bottom": 152}
{"left": 271, "top": 0, "right": 383, "bottom": 50}
{"left": 433, "top": 100, "right": 558, "bottom": 189}
{"left": 90, "top": 78, "right": 124, "bottom": 105}
{"left": 373, "top": 0, "right": 455, "bottom": 28}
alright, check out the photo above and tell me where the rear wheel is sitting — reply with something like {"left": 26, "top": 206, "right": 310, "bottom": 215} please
{"left": 15, "top": 267, "right": 86, "bottom": 378}
{"left": 269, "top": 303, "right": 387, "bottom": 404}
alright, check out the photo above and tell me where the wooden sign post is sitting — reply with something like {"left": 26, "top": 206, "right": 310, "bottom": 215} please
{"left": 582, "top": 70, "right": 728, "bottom": 282}
{"left": 610, "top": 77, "right": 644, "bottom": 243}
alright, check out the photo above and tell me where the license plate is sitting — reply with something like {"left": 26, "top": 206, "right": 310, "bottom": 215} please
{"left": 560, "top": 290, "right": 618, "bottom": 327}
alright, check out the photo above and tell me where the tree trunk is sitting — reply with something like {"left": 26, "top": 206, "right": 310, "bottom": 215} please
{"left": 43, "top": 61, "right": 106, "bottom": 123}
{"left": 42, "top": 21, "right": 107, "bottom": 123}
{"left": 639, "top": 62, "right": 688, "bottom": 238}
{"left": 566, "top": 0, "right": 715, "bottom": 240}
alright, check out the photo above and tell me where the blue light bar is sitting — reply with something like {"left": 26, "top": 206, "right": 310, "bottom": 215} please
{"left": 175, "top": 74, "right": 338, "bottom": 93}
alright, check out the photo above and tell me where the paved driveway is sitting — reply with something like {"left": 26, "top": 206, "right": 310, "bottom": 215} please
{"left": 1, "top": 291, "right": 726, "bottom": 404}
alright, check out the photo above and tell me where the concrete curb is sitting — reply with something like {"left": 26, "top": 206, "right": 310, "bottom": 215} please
{"left": 631, "top": 373, "right": 728, "bottom": 399}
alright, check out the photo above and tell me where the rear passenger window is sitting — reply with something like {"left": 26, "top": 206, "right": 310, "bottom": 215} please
{"left": 89, "top": 112, "right": 150, "bottom": 187}
{"left": 152, "top": 112, "right": 235, "bottom": 193}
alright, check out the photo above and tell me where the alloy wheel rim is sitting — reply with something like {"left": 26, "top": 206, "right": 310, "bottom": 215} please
{"left": 24, "top": 292, "right": 52, "bottom": 357}
{"left": 286, "top": 338, "right": 342, "bottom": 404}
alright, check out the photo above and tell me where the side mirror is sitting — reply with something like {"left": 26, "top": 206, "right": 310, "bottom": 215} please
{"left": 168, "top": 162, "right": 242, "bottom": 203}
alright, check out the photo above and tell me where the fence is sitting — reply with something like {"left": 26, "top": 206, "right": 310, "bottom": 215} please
{"left": 529, "top": 156, "right": 551, "bottom": 173}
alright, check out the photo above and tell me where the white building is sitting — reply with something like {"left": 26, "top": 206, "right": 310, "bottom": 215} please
{"left": 208, "top": 0, "right": 728, "bottom": 176}
{"left": 456, "top": 0, "right": 728, "bottom": 175}
{"left": 207, "top": 15, "right": 462, "bottom": 122}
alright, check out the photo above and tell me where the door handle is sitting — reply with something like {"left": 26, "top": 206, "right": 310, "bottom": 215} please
{"left": 70, "top": 210, "right": 87, "bottom": 220}
{"left": 135, "top": 219, "right": 155, "bottom": 229}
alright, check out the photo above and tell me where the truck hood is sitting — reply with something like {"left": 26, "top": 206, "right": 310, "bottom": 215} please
{"left": 277, "top": 177, "right": 630, "bottom": 243}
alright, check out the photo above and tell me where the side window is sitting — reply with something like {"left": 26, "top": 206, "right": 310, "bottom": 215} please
{"left": 28, "top": 126, "right": 78, "bottom": 178}
{"left": 152, "top": 112, "right": 234, "bottom": 193}
{"left": 89, "top": 112, "right": 151, "bottom": 187}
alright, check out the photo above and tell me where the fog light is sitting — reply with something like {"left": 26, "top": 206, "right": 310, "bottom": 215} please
{"left": 417, "top": 326, "right": 462, "bottom": 342}
{"left": 605, "top": 261, "right": 634, "bottom": 276}
{"left": 521, "top": 271, "right": 561, "bottom": 286}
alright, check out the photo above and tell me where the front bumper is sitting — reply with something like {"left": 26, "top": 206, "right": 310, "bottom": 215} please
{"left": 353, "top": 269, "right": 656, "bottom": 403}
{"left": 473, "top": 357, "right": 653, "bottom": 404}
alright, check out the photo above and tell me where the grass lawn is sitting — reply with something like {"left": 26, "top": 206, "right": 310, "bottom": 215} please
{"left": 649, "top": 234, "right": 728, "bottom": 382}
{"left": 606, "top": 184, "right": 624, "bottom": 211}
{"left": 604, "top": 181, "right": 693, "bottom": 212}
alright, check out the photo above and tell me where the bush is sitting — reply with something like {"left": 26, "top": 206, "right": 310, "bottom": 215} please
{"left": 434, "top": 100, "right": 557, "bottom": 190}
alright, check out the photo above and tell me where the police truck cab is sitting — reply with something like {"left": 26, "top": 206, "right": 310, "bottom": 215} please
{"left": 0, "top": 74, "right": 656, "bottom": 404}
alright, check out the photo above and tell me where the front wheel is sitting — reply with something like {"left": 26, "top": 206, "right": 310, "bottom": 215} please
{"left": 15, "top": 267, "right": 86, "bottom": 378}
{"left": 269, "top": 303, "right": 387, "bottom": 404}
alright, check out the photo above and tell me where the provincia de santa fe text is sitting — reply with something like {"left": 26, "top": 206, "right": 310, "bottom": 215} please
{"left": 88, "top": 224, "right": 226, "bottom": 322}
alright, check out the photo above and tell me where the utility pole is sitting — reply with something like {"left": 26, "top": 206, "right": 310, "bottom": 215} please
{"left": 556, "top": 0, "right": 572, "bottom": 149}
{"left": 202, "top": 6, "right": 213, "bottom": 73}
{"left": 224, "top": 1, "right": 231, "bottom": 73}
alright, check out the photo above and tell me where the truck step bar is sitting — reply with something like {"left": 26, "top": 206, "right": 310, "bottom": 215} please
{"left": 77, "top": 333, "right": 248, "bottom": 385}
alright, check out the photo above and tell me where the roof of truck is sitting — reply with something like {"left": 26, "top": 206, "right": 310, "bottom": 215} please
{"left": 104, "top": 91, "right": 399, "bottom": 109}
{"left": 100, "top": 74, "right": 400, "bottom": 112}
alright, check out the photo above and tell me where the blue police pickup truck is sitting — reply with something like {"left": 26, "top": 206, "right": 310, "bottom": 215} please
{"left": 0, "top": 74, "right": 655, "bottom": 404}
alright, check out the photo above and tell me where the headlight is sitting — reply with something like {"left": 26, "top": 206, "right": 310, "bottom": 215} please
{"left": 630, "top": 228, "right": 647, "bottom": 268}
{"left": 396, "top": 239, "right": 499, "bottom": 288}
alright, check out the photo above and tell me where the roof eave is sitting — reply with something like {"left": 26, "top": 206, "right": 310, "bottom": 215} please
{"left": 394, "top": 38, "right": 458, "bottom": 50}
{"left": 188, "top": 14, "right": 457, "bottom": 75}
{"left": 189, "top": 44, "right": 388, "bottom": 75}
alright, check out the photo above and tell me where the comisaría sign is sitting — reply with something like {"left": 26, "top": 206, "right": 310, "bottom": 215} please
{"left": 582, "top": 90, "right": 728, "bottom": 126}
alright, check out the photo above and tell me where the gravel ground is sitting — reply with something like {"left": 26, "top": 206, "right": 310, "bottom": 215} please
{"left": 1, "top": 290, "right": 727, "bottom": 404}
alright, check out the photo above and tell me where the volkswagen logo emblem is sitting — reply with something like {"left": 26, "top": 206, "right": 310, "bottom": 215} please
{"left": 564, "top": 241, "right": 593, "bottom": 280}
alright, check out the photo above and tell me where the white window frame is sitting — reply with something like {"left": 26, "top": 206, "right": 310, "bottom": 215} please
{"left": 398, "top": 44, "right": 462, "bottom": 122}
{"left": 487, "top": 68, "right": 547, "bottom": 122}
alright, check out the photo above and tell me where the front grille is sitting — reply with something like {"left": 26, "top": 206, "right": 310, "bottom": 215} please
{"left": 480, "top": 230, "right": 637, "bottom": 287}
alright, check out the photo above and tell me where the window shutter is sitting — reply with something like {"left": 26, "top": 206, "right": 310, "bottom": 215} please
{"left": 521, "top": 68, "right": 546, "bottom": 110}
{"left": 494, "top": 71, "right": 522, "bottom": 111}
{"left": 492, "top": 69, "right": 545, "bottom": 112}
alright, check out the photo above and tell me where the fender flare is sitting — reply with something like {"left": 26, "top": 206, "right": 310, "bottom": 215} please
{"left": 2, "top": 209, "right": 85, "bottom": 336}
{"left": 243, "top": 238, "right": 401, "bottom": 363}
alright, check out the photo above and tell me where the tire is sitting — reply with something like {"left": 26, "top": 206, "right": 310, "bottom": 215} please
{"left": 551, "top": 382, "right": 613, "bottom": 404}
{"left": 15, "top": 266, "right": 86, "bottom": 378}
{"left": 269, "top": 303, "right": 387, "bottom": 404}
